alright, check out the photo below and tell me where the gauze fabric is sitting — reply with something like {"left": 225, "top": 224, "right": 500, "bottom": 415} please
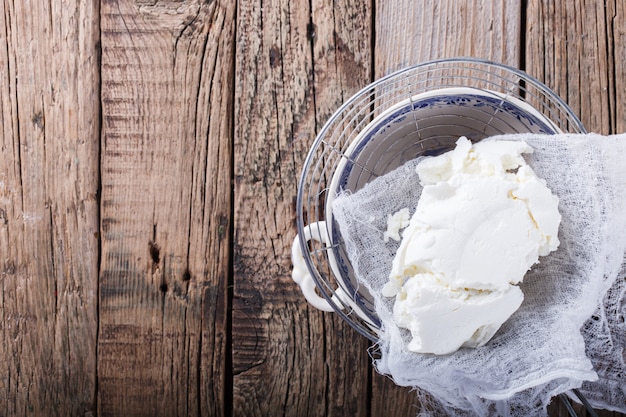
{"left": 331, "top": 133, "right": 626, "bottom": 416}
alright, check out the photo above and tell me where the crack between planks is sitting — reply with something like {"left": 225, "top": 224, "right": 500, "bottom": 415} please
{"left": 370, "top": 0, "right": 376, "bottom": 85}
{"left": 9, "top": 14, "right": 25, "bottom": 213}
{"left": 367, "top": 2, "right": 376, "bottom": 416}
{"left": 607, "top": 1, "right": 617, "bottom": 134}
{"left": 519, "top": 0, "right": 527, "bottom": 72}
{"left": 307, "top": 0, "right": 319, "bottom": 134}
{"left": 224, "top": 1, "right": 238, "bottom": 416}
{"left": 46, "top": 0, "right": 53, "bottom": 36}
{"left": 322, "top": 312, "right": 330, "bottom": 417}
{"left": 48, "top": 204, "right": 58, "bottom": 354}
{"left": 329, "top": 2, "right": 345, "bottom": 106}
{"left": 518, "top": 0, "right": 528, "bottom": 100}
{"left": 271, "top": 0, "right": 286, "bottom": 216}
{"left": 94, "top": 0, "right": 103, "bottom": 412}
{"left": 282, "top": 319, "right": 295, "bottom": 417}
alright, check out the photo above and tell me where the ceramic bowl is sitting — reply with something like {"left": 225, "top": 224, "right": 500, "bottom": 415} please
{"left": 323, "top": 87, "right": 562, "bottom": 328}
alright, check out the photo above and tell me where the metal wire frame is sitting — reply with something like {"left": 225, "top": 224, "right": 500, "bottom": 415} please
{"left": 295, "top": 57, "right": 597, "bottom": 414}
{"left": 296, "top": 57, "right": 585, "bottom": 339}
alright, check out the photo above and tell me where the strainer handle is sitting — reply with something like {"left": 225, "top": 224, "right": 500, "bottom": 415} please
{"left": 291, "top": 222, "right": 340, "bottom": 312}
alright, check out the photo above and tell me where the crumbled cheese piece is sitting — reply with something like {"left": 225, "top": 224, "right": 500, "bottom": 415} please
{"left": 383, "top": 208, "right": 410, "bottom": 242}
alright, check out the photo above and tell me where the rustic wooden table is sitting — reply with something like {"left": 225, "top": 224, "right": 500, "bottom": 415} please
{"left": 0, "top": 0, "right": 624, "bottom": 416}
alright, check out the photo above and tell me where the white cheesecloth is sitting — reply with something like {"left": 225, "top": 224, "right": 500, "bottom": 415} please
{"left": 331, "top": 133, "right": 626, "bottom": 416}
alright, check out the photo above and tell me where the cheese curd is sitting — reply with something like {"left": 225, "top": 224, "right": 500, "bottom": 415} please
{"left": 383, "top": 137, "right": 561, "bottom": 355}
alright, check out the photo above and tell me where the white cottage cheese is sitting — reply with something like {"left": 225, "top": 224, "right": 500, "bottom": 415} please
{"left": 382, "top": 137, "right": 561, "bottom": 355}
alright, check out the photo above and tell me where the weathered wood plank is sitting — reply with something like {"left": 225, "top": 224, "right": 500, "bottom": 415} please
{"left": 375, "top": 0, "right": 521, "bottom": 78}
{"left": 528, "top": 2, "right": 625, "bottom": 416}
{"left": 232, "top": 0, "right": 372, "bottom": 415}
{"left": 371, "top": 1, "right": 522, "bottom": 414}
{"left": 525, "top": 0, "right": 612, "bottom": 134}
{"left": 0, "top": 0, "right": 100, "bottom": 415}
{"left": 98, "top": 0, "right": 235, "bottom": 415}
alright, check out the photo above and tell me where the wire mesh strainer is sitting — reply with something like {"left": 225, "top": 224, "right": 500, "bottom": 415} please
{"left": 292, "top": 57, "right": 586, "bottom": 342}
{"left": 290, "top": 56, "right": 601, "bottom": 415}
{"left": 292, "top": 58, "right": 596, "bottom": 416}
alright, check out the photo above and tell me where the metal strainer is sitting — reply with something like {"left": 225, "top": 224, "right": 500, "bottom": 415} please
{"left": 291, "top": 56, "right": 595, "bottom": 416}
{"left": 292, "top": 57, "right": 585, "bottom": 339}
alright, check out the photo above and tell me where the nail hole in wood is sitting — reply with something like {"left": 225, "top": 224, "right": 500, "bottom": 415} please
{"left": 182, "top": 268, "right": 191, "bottom": 281}
{"left": 32, "top": 112, "right": 44, "bottom": 129}
{"left": 148, "top": 241, "right": 160, "bottom": 264}
{"left": 269, "top": 45, "right": 280, "bottom": 68}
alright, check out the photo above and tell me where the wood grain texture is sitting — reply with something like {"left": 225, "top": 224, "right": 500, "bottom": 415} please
{"left": 232, "top": 0, "right": 372, "bottom": 415}
{"left": 525, "top": 0, "right": 613, "bottom": 134}
{"left": 527, "top": 3, "right": 624, "bottom": 415}
{"left": 375, "top": 0, "right": 522, "bottom": 78}
{"left": 98, "top": 0, "right": 234, "bottom": 415}
{"left": 0, "top": 0, "right": 100, "bottom": 415}
{"left": 0, "top": 0, "right": 624, "bottom": 416}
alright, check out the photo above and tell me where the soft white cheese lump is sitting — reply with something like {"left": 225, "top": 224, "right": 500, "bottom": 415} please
{"left": 382, "top": 136, "right": 561, "bottom": 355}
{"left": 383, "top": 208, "right": 410, "bottom": 242}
